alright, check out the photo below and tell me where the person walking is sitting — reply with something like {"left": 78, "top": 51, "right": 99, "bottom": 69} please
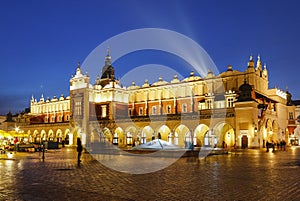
{"left": 77, "top": 138, "right": 83, "bottom": 166}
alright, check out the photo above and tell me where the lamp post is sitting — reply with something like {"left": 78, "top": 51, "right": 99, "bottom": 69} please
{"left": 126, "top": 132, "right": 132, "bottom": 146}
{"left": 113, "top": 133, "right": 118, "bottom": 145}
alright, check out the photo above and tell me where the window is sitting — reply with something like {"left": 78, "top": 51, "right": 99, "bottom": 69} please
{"left": 139, "top": 107, "right": 143, "bottom": 115}
{"left": 182, "top": 103, "right": 187, "bottom": 113}
{"left": 52, "top": 116, "right": 55, "bottom": 122}
{"left": 289, "top": 112, "right": 294, "bottom": 120}
{"left": 167, "top": 105, "right": 171, "bottom": 114}
{"left": 206, "top": 100, "right": 213, "bottom": 109}
{"left": 152, "top": 106, "right": 157, "bottom": 115}
{"left": 58, "top": 115, "right": 62, "bottom": 122}
{"left": 101, "top": 105, "right": 107, "bottom": 118}
{"left": 66, "top": 115, "right": 69, "bottom": 121}
{"left": 75, "top": 101, "right": 82, "bottom": 116}
{"left": 227, "top": 98, "right": 234, "bottom": 108}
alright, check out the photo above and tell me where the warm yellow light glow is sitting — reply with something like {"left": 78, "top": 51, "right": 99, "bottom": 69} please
{"left": 7, "top": 152, "right": 13, "bottom": 159}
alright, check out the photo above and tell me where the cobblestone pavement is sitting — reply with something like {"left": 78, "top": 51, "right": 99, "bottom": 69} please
{"left": 0, "top": 146, "right": 300, "bottom": 201}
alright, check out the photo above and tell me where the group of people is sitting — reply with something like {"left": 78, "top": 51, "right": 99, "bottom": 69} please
{"left": 266, "top": 140, "right": 286, "bottom": 152}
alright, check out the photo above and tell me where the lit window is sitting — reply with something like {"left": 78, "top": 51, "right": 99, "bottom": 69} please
{"left": 227, "top": 98, "right": 234, "bottom": 108}
{"left": 152, "top": 106, "right": 157, "bottom": 115}
{"left": 206, "top": 100, "right": 213, "bottom": 109}
{"left": 101, "top": 105, "right": 107, "bottom": 118}
{"left": 167, "top": 105, "right": 171, "bottom": 114}
{"left": 182, "top": 103, "right": 187, "bottom": 113}
{"left": 75, "top": 101, "right": 82, "bottom": 116}
{"left": 289, "top": 112, "right": 294, "bottom": 120}
{"left": 139, "top": 107, "right": 143, "bottom": 115}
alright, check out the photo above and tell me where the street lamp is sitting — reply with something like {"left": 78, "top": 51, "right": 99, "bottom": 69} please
{"left": 113, "top": 133, "right": 118, "bottom": 145}
{"left": 126, "top": 132, "right": 132, "bottom": 146}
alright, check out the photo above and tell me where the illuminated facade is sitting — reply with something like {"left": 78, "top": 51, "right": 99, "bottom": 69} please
{"left": 14, "top": 94, "right": 71, "bottom": 144}
{"left": 70, "top": 52, "right": 293, "bottom": 148}
{"left": 289, "top": 100, "right": 300, "bottom": 145}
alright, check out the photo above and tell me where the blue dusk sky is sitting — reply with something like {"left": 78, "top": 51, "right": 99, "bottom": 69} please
{"left": 0, "top": 0, "right": 300, "bottom": 115}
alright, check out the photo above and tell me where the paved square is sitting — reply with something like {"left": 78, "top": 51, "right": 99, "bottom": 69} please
{"left": 1, "top": 147, "right": 300, "bottom": 200}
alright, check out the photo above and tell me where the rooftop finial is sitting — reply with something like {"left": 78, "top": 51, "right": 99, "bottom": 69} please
{"left": 107, "top": 46, "right": 110, "bottom": 56}
{"left": 105, "top": 47, "right": 112, "bottom": 66}
{"left": 77, "top": 61, "right": 81, "bottom": 68}
{"left": 249, "top": 54, "right": 253, "bottom": 61}
{"left": 257, "top": 54, "right": 260, "bottom": 61}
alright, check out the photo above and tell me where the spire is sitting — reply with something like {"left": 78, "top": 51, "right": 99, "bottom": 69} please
{"left": 76, "top": 61, "right": 82, "bottom": 76}
{"left": 247, "top": 54, "right": 254, "bottom": 68}
{"left": 105, "top": 47, "right": 112, "bottom": 66}
{"left": 262, "top": 63, "right": 268, "bottom": 78}
{"left": 40, "top": 94, "right": 44, "bottom": 102}
{"left": 256, "top": 54, "right": 262, "bottom": 70}
{"left": 250, "top": 54, "right": 253, "bottom": 61}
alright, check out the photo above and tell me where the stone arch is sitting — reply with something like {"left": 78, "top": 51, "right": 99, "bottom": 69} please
{"left": 124, "top": 126, "right": 137, "bottom": 145}
{"left": 203, "top": 129, "right": 217, "bottom": 147}
{"left": 103, "top": 127, "right": 112, "bottom": 143}
{"left": 194, "top": 124, "right": 209, "bottom": 147}
{"left": 48, "top": 129, "right": 54, "bottom": 141}
{"left": 41, "top": 130, "right": 47, "bottom": 141}
{"left": 157, "top": 125, "right": 171, "bottom": 141}
{"left": 141, "top": 126, "right": 154, "bottom": 143}
{"left": 56, "top": 129, "right": 63, "bottom": 142}
{"left": 27, "top": 130, "right": 33, "bottom": 143}
{"left": 64, "top": 129, "right": 71, "bottom": 145}
{"left": 114, "top": 127, "right": 125, "bottom": 146}
{"left": 125, "top": 126, "right": 137, "bottom": 136}
{"left": 174, "top": 124, "right": 190, "bottom": 147}
{"left": 33, "top": 130, "right": 39, "bottom": 143}
{"left": 214, "top": 122, "right": 235, "bottom": 148}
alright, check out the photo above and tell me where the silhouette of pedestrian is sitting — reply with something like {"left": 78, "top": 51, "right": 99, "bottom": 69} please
{"left": 282, "top": 140, "right": 286, "bottom": 151}
{"left": 77, "top": 138, "right": 83, "bottom": 166}
{"left": 152, "top": 134, "right": 155, "bottom": 141}
{"left": 266, "top": 141, "right": 269, "bottom": 152}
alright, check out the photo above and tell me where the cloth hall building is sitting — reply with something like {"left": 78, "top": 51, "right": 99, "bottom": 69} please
{"left": 68, "top": 51, "right": 294, "bottom": 149}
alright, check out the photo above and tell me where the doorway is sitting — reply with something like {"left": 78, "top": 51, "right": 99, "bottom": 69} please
{"left": 241, "top": 135, "right": 248, "bottom": 149}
